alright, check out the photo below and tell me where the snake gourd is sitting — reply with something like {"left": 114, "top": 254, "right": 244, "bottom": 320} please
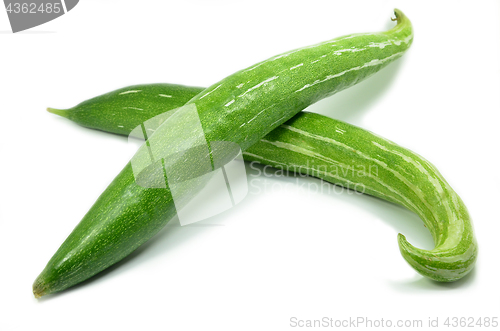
{"left": 35, "top": 9, "right": 416, "bottom": 297}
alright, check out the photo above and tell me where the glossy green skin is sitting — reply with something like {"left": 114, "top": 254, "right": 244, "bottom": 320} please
{"left": 35, "top": 10, "right": 413, "bottom": 297}
{"left": 50, "top": 81, "right": 478, "bottom": 282}
{"left": 48, "top": 84, "right": 204, "bottom": 136}
{"left": 245, "top": 114, "right": 477, "bottom": 282}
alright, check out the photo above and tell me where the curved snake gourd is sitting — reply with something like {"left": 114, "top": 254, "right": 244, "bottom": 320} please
{"left": 35, "top": 9, "right": 414, "bottom": 297}
{"left": 49, "top": 81, "right": 478, "bottom": 282}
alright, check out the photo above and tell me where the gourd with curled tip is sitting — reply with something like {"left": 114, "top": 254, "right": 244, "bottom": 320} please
{"left": 35, "top": 9, "right": 414, "bottom": 298}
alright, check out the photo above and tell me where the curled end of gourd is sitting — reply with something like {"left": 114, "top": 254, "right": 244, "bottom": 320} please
{"left": 392, "top": 9, "right": 404, "bottom": 21}
{"left": 397, "top": 233, "right": 477, "bottom": 282}
{"left": 385, "top": 9, "right": 412, "bottom": 47}
{"left": 391, "top": 8, "right": 412, "bottom": 35}
{"left": 47, "top": 107, "right": 69, "bottom": 118}
{"left": 392, "top": 8, "right": 410, "bottom": 25}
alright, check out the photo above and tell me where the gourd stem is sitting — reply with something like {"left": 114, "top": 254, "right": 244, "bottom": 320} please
{"left": 47, "top": 107, "right": 69, "bottom": 118}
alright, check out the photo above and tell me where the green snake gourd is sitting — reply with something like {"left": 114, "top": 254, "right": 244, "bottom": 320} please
{"left": 35, "top": 9, "right": 413, "bottom": 297}
{"left": 244, "top": 113, "right": 476, "bottom": 282}
{"left": 50, "top": 82, "right": 477, "bottom": 282}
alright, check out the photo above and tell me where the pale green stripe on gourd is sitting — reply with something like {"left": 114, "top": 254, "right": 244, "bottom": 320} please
{"left": 34, "top": 9, "right": 413, "bottom": 297}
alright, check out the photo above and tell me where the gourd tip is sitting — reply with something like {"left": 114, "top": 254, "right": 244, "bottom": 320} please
{"left": 397, "top": 233, "right": 410, "bottom": 249}
{"left": 33, "top": 277, "right": 47, "bottom": 299}
{"left": 397, "top": 232, "right": 421, "bottom": 263}
{"left": 47, "top": 107, "right": 68, "bottom": 118}
{"left": 392, "top": 9, "right": 405, "bottom": 23}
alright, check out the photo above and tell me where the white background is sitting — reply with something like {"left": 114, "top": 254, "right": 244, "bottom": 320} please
{"left": 1, "top": 1, "right": 499, "bottom": 330}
